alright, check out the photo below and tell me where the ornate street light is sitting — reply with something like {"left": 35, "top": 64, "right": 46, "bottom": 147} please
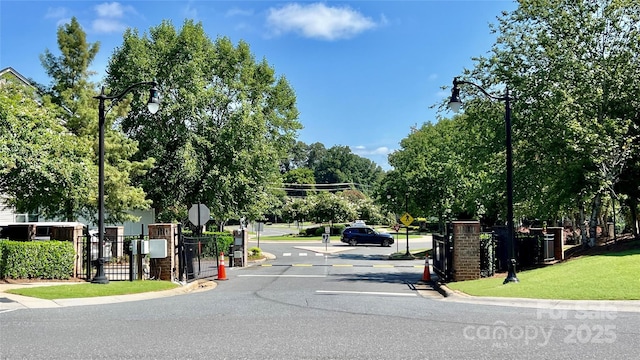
{"left": 92, "top": 81, "right": 160, "bottom": 284}
{"left": 448, "top": 77, "right": 518, "bottom": 284}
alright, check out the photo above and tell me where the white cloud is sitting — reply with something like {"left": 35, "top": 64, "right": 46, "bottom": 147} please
{"left": 352, "top": 146, "right": 391, "bottom": 156}
{"left": 182, "top": 3, "right": 198, "bottom": 19}
{"left": 92, "top": 18, "right": 127, "bottom": 33}
{"left": 266, "top": 3, "right": 378, "bottom": 40}
{"left": 45, "top": 7, "right": 68, "bottom": 19}
{"left": 95, "top": 2, "right": 125, "bottom": 18}
{"left": 91, "top": 2, "right": 136, "bottom": 34}
{"left": 226, "top": 8, "right": 253, "bottom": 17}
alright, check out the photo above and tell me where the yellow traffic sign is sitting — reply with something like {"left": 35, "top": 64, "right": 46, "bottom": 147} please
{"left": 400, "top": 212, "right": 414, "bottom": 227}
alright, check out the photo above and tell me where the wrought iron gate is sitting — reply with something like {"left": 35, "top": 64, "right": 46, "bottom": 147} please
{"left": 432, "top": 233, "right": 453, "bottom": 282}
{"left": 178, "top": 233, "right": 219, "bottom": 282}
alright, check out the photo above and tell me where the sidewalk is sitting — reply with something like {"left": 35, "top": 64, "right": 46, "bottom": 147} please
{"left": 0, "top": 279, "right": 216, "bottom": 310}
{"left": 425, "top": 279, "right": 640, "bottom": 313}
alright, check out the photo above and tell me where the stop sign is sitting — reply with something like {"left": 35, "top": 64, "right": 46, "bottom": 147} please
{"left": 188, "top": 203, "right": 210, "bottom": 226}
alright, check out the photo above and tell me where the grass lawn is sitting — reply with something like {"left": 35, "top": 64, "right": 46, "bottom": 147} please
{"left": 447, "top": 247, "right": 640, "bottom": 300}
{"left": 6, "top": 280, "right": 178, "bottom": 300}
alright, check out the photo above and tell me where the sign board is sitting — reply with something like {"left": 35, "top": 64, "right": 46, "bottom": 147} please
{"left": 400, "top": 212, "right": 414, "bottom": 227}
{"left": 188, "top": 203, "right": 210, "bottom": 226}
{"left": 322, "top": 233, "right": 330, "bottom": 244}
{"left": 325, "top": 226, "right": 330, "bottom": 234}
{"left": 253, "top": 222, "right": 264, "bottom": 232}
{"left": 393, "top": 224, "right": 401, "bottom": 232}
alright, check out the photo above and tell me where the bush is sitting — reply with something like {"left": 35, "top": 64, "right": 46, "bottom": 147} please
{"left": 0, "top": 240, "right": 74, "bottom": 279}
{"left": 201, "top": 231, "right": 234, "bottom": 257}
{"left": 248, "top": 247, "right": 262, "bottom": 257}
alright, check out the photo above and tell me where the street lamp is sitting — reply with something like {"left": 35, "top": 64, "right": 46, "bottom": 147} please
{"left": 91, "top": 81, "right": 160, "bottom": 284}
{"left": 404, "top": 192, "right": 411, "bottom": 257}
{"left": 448, "top": 77, "right": 518, "bottom": 284}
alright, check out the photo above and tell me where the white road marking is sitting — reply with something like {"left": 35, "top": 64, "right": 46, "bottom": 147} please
{"left": 283, "top": 253, "right": 291, "bottom": 256}
{"left": 299, "top": 252, "right": 308, "bottom": 256}
{"left": 315, "top": 290, "right": 417, "bottom": 297}
{"left": 316, "top": 253, "right": 324, "bottom": 256}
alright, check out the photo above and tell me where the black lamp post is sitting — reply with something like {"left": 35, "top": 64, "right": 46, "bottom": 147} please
{"left": 91, "top": 81, "right": 160, "bottom": 284}
{"left": 404, "top": 192, "right": 411, "bottom": 257}
{"left": 448, "top": 77, "right": 518, "bottom": 284}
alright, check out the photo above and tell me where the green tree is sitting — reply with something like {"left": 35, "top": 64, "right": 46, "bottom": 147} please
{"left": 307, "top": 193, "right": 356, "bottom": 224}
{"left": 282, "top": 168, "right": 316, "bottom": 197}
{"left": 313, "top": 145, "right": 383, "bottom": 194}
{"left": 466, "top": 0, "right": 640, "bottom": 245}
{"left": 0, "top": 81, "right": 94, "bottom": 221}
{"left": 39, "top": 16, "right": 152, "bottom": 224}
{"left": 105, "top": 20, "right": 301, "bottom": 223}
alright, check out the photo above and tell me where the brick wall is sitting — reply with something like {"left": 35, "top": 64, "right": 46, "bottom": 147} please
{"left": 452, "top": 221, "right": 481, "bottom": 282}
{"left": 148, "top": 224, "right": 177, "bottom": 281}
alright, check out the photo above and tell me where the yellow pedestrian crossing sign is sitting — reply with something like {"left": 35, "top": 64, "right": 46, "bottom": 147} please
{"left": 400, "top": 212, "right": 414, "bottom": 227}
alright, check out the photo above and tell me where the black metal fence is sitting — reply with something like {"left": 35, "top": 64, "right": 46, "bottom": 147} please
{"left": 480, "top": 233, "right": 496, "bottom": 278}
{"left": 178, "top": 235, "right": 219, "bottom": 282}
{"left": 432, "top": 233, "right": 453, "bottom": 282}
{"left": 76, "top": 233, "right": 146, "bottom": 281}
{"left": 433, "top": 228, "right": 554, "bottom": 283}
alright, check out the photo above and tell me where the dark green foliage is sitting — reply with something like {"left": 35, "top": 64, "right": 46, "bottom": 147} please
{"left": 201, "top": 231, "right": 234, "bottom": 257}
{"left": 0, "top": 240, "right": 74, "bottom": 279}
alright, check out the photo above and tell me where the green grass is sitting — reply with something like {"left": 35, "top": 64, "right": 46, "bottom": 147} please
{"left": 447, "top": 248, "right": 640, "bottom": 300}
{"left": 6, "top": 280, "right": 178, "bottom": 300}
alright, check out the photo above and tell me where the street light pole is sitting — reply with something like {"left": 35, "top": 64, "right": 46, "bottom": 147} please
{"left": 448, "top": 77, "right": 518, "bottom": 284}
{"left": 405, "top": 192, "right": 411, "bottom": 257}
{"left": 92, "top": 81, "right": 160, "bottom": 284}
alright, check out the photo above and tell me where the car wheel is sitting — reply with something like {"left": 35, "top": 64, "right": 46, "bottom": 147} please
{"left": 349, "top": 238, "right": 357, "bottom": 246}
{"left": 381, "top": 239, "right": 390, "bottom": 247}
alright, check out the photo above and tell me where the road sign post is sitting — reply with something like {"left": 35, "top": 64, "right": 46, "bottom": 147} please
{"left": 189, "top": 203, "right": 210, "bottom": 236}
{"left": 400, "top": 212, "right": 414, "bottom": 257}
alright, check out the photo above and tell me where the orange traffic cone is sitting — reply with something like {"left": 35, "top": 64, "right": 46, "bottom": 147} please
{"left": 421, "top": 256, "right": 431, "bottom": 282}
{"left": 216, "top": 251, "right": 228, "bottom": 280}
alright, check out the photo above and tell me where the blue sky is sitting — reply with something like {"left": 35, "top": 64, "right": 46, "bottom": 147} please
{"left": 0, "top": 0, "right": 517, "bottom": 169}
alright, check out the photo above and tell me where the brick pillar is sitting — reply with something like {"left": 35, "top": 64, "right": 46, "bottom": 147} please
{"left": 547, "top": 227, "right": 564, "bottom": 261}
{"left": 452, "top": 221, "right": 481, "bottom": 282}
{"left": 148, "top": 224, "right": 177, "bottom": 281}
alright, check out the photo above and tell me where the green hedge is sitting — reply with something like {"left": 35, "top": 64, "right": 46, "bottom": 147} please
{"left": 201, "top": 231, "right": 234, "bottom": 258}
{"left": 0, "top": 240, "right": 75, "bottom": 279}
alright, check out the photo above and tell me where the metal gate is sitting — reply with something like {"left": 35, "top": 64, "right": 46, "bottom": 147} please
{"left": 76, "top": 232, "right": 145, "bottom": 281}
{"left": 480, "top": 233, "right": 496, "bottom": 278}
{"left": 178, "top": 233, "right": 219, "bottom": 282}
{"left": 432, "top": 233, "right": 453, "bottom": 282}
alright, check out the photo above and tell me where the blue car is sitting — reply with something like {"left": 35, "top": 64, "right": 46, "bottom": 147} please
{"left": 340, "top": 226, "right": 394, "bottom": 247}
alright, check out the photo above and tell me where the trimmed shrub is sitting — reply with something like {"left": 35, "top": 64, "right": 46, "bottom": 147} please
{"left": 201, "top": 231, "right": 234, "bottom": 257}
{"left": 0, "top": 240, "right": 74, "bottom": 279}
{"left": 248, "top": 247, "right": 262, "bottom": 257}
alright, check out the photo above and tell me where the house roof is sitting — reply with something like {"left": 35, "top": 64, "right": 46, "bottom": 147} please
{"left": 0, "top": 67, "right": 36, "bottom": 89}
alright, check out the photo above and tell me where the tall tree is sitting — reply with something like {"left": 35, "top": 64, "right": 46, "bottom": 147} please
{"left": 106, "top": 20, "right": 301, "bottom": 223}
{"left": 39, "top": 17, "right": 153, "bottom": 223}
{"left": 465, "top": 0, "right": 640, "bottom": 244}
{"left": 0, "top": 81, "right": 94, "bottom": 221}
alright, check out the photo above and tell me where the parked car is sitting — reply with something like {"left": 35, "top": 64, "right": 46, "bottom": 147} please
{"left": 340, "top": 226, "right": 394, "bottom": 247}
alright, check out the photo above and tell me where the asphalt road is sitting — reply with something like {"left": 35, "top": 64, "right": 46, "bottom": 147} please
{"left": 1, "top": 240, "right": 638, "bottom": 359}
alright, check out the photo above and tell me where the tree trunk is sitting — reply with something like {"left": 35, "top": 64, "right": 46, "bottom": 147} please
{"left": 580, "top": 203, "right": 587, "bottom": 246}
{"left": 588, "top": 193, "right": 601, "bottom": 247}
{"left": 629, "top": 197, "right": 639, "bottom": 237}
